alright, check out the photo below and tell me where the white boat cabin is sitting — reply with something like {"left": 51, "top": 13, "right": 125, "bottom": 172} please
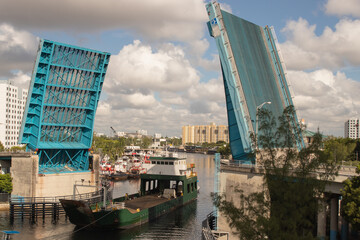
{"left": 142, "top": 158, "right": 193, "bottom": 176}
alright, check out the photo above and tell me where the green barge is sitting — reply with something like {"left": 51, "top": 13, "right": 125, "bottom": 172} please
{"left": 60, "top": 158, "right": 198, "bottom": 229}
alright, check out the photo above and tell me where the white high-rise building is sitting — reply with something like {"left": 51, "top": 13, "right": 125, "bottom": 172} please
{"left": 345, "top": 118, "right": 359, "bottom": 139}
{"left": 0, "top": 81, "right": 28, "bottom": 149}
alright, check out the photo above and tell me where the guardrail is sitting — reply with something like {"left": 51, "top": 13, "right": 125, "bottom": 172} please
{"left": 202, "top": 212, "right": 229, "bottom": 240}
{"left": 10, "top": 190, "right": 103, "bottom": 204}
{"left": 222, "top": 161, "right": 357, "bottom": 174}
{"left": 9, "top": 190, "right": 111, "bottom": 223}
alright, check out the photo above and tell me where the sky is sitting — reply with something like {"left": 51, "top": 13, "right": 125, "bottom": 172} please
{"left": 1, "top": 0, "right": 359, "bottom": 137}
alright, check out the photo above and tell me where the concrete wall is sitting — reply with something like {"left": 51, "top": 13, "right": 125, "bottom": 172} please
{"left": 216, "top": 164, "right": 354, "bottom": 240}
{"left": 11, "top": 154, "right": 100, "bottom": 198}
{"left": 35, "top": 171, "right": 98, "bottom": 197}
{"left": 11, "top": 153, "right": 38, "bottom": 198}
{"left": 217, "top": 167, "right": 265, "bottom": 240}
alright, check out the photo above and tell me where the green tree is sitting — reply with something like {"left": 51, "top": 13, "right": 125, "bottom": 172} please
{"left": 92, "top": 135, "right": 125, "bottom": 162}
{"left": 10, "top": 145, "right": 26, "bottom": 152}
{"left": 0, "top": 141, "right": 4, "bottom": 152}
{"left": 167, "top": 137, "right": 182, "bottom": 146}
{"left": 216, "top": 140, "right": 227, "bottom": 146}
{"left": 214, "top": 106, "right": 338, "bottom": 240}
{"left": 323, "top": 137, "right": 357, "bottom": 164}
{"left": 341, "top": 164, "right": 360, "bottom": 230}
{"left": 0, "top": 174, "right": 12, "bottom": 193}
{"left": 217, "top": 143, "right": 231, "bottom": 159}
{"left": 140, "top": 136, "right": 153, "bottom": 149}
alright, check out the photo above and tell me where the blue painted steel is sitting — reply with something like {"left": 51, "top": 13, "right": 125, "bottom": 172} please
{"left": 206, "top": 2, "right": 304, "bottom": 163}
{"left": 263, "top": 27, "right": 305, "bottom": 149}
{"left": 206, "top": 3, "right": 254, "bottom": 163}
{"left": 341, "top": 222, "right": 348, "bottom": 240}
{"left": 330, "top": 230, "right": 337, "bottom": 240}
{"left": 213, "top": 153, "right": 220, "bottom": 230}
{"left": 19, "top": 39, "right": 110, "bottom": 173}
{"left": 222, "top": 68, "right": 247, "bottom": 160}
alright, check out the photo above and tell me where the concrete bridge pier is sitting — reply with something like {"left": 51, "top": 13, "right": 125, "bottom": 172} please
{"left": 341, "top": 216, "right": 349, "bottom": 240}
{"left": 340, "top": 198, "right": 349, "bottom": 240}
{"left": 318, "top": 195, "right": 354, "bottom": 240}
{"left": 217, "top": 164, "right": 357, "bottom": 240}
{"left": 317, "top": 199, "right": 326, "bottom": 240}
{"left": 6, "top": 152, "right": 100, "bottom": 198}
{"left": 330, "top": 196, "right": 339, "bottom": 240}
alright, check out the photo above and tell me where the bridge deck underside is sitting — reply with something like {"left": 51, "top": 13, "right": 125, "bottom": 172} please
{"left": 207, "top": 2, "right": 302, "bottom": 162}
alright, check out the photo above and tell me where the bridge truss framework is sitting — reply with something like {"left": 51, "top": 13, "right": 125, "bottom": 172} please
{"left": 19, "top": 39, "right": 110, "bottom": 173}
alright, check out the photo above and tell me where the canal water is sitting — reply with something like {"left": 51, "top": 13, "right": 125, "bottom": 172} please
{"left": 0, "top": 153, "right": 215, "bottom": 240}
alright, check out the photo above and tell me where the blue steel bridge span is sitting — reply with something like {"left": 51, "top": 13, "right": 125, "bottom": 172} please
{"left": 19, "top": 39, "right": 110, "bottom": 174}
{"left": 206, "top": 1, "right": 305, "bottom": 163}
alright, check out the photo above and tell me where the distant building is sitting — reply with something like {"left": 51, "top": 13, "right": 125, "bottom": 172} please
{"left": 95, "top": 132, "right": 105, "bottom": 137}
{"left": 182, "top": 123, "right": 229, "bottom": 145}
{"left": 345, "top": 118, "right": 359, "bottom": 139}
{"left": 154, "top": 133, "right": 162, "bottom": 139}
{"left": 126, "top": 132, "right": 141, "bottom": 138}
{"left": 136, "top": 129, "right": 148, "bottom": 136}
{"left": 0, "top": 81, "right": 28, "bottom": 149}
{"left": 116, "top": 131, "right": 126, "bottom": 137}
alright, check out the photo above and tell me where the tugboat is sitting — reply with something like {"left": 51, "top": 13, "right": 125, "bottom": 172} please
{"left": 60, "top": 157, "right": 197, "bottom": 229}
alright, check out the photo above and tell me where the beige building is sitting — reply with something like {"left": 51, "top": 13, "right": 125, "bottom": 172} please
{"left": 182, "top": 123, "right": 229, "bottom": 145}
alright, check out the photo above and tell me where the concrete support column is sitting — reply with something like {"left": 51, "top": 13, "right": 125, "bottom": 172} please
{"left": 317, "top": 199, "right": 326, "bottom": 240}
{"left": 340, "top": 217, "right": 348, "bottom": 240}
{"left": 340, "top": 199, "right": 349, "bottom": 240}
{"left": 330, "top": 197, "right": 339, "bottom": 240}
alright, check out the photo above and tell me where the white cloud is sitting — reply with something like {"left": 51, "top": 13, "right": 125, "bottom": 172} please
{"left": 0, "top": 1, "right": 216, "bottom": 76}
{"left": 0, "top": 0, "right": 208, "bottom": 42}
{"left": 159, "top": 92, "right": 186, "bottom": 106}
{"left": 186, "top": 77, "right": 224, "bottom": 102}
{"left": 325, "top": 0, "right": 360, "bottom": 18}
{"left": 93, "top": 40, "right": 227, "bottom": 136}
{"left": 288, "top": 69, "right": 360, "bottom": 136}
{"left": 186, "top": 38, "right": 220, "bottom": 71}
{"left": 280, "top": 18, "right": 360, "bottom": 70}
{"left": 7, "top": 71, "right": 31, "bottom": 89}
{"left": 0, "top": 24, "right": 38, "bottom": 77}
{"left": 112, "top": 92, "right": 158, "bottom": 110}
{"left": 94, "top": 99, "right": 227, "bottom": 137}
{"left": 105, "top": 40, "right": 200, "bottom": 96}
{"left": 218, "top": 2, "right": 232, "bottom": 13}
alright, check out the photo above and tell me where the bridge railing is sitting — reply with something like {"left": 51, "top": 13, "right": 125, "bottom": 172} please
{"left": 223, "top": 161, "right": 357, "bottom": 174}
{"left": 202, "top": 212, "right": 229, "bottom": 240}
{"left": 9, "top": 189, "right": 112, "bottom": 222}
{"left": 9, "top": 190, "right": 104, "bottom": 204}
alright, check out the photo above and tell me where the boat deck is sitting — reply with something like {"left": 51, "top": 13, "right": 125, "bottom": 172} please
{"left": 124, "top": 195, "right": 171, "bottom": 211}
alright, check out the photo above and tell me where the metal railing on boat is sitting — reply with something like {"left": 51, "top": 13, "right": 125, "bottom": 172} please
{"left": 9, "top": 190, "right": 110, "bottom": 223}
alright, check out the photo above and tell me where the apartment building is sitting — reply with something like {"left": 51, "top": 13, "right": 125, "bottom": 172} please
{"left": 0, "top": 81, "right": 28, "bottom": 149}
{"left": 345, "top": 118, "right": 359, "bottom": 139}
{"left": 182, "top": 123, "right": 228, "bottom": 145}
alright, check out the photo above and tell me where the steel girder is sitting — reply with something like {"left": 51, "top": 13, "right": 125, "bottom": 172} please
{"left": 19, "top": 39, "right": 110, "bottom": 173}
{"left": 206, "top": 2, "right": 304, "bottom": 163}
